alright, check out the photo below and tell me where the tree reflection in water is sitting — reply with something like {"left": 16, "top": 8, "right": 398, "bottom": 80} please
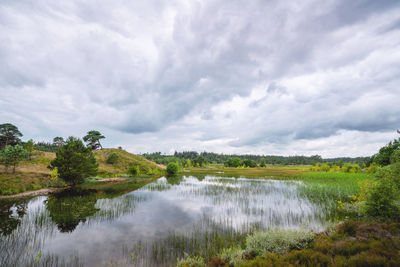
{"left": 46, "top": 189, "right": 99, "bottom": 233}
{"left": 0, "top": 199, "right": 28, "bottom": 236}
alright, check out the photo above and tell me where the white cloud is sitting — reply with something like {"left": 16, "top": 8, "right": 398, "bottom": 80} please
{"left": 0, "top": 0, "right": 400, "bottom": 157}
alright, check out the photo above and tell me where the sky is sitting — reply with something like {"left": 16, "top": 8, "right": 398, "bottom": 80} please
{"left": 1, "top": 0, "right": 400, "bottom": 157}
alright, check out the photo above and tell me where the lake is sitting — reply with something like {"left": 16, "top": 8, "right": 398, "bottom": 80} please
{"left": 0, "top": 175, "right": 334, "bottom": 266}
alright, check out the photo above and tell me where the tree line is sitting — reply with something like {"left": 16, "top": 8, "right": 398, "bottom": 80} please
{"left": 143, "top": 151, "right": 369, "bottom": 167}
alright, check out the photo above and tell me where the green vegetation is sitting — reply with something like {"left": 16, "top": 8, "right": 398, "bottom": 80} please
{"left": 49, "top": 137, "right": 98, "bottom": 186}
{"left": 34, "top": 141, "right": 59, "bottom": 152}
{"left": 83, "top": 130, "right": 105, "bottom": 150}
{"left": 94, "top": 149, "right": 164, "bottom": 177}
{"left": 53, "top": 136, "right": 65, "bottom": 148}
{"left": 144, "top": 151, "right": 369, "bottom": 167}
{"left": 23, "top": 139, "right": 34, "bottom": 160}
{"left": 128, "top": 165, "right": 139, "bottom": 176}
{"left": 371, "top": 136, "right": 400, "bottom": 166}
{"left": 177, "top": 221, "right": 400, "bottom": 267}
{"left": 0, "top": 123, "right": 23, "bottom": 149}
{"left": 364, "top": 159, "right": 400, "bottom": 220}
{"left": 0, "top": 145, "right": 28, "bottom": 173}
{"left": 309, "top": 162, "right": 362, "bottom": 173}
{"left": 239, "top": 221, "right": 400, "bottom": 267}
{"left": 46, "top": 190, "right": 100, "bottom": 232}
{"left": 259, "top": 158, "right": 266, "bottom": 167}
{"left": 166, "top": 162, "right": 179, "bottom": 176}
{"left": 177, "top": 254, "right": 206, "bottom": 267}
{"left": 106, "top": 152, "right": 119, "bottom": 164}
{"left": 219, "top": 246, "right": 245, "bottom": 266}
{"left": 0, "top": 148, "right": 164, "bottom": 196}
{"left": 246, "top": 229, "right": 314, "bottom": 256}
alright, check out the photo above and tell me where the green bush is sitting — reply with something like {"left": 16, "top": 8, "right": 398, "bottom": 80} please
{"left": 246, "top": 229, "right": 314, "bottom": 255}
{"left": 176, "top": 254, "right": 206, "bottom": 267}
{"left": 166, "top": 162, "right": 179, "bottom": 176}
{"left": 365, "top": 176, "right": 397, "bottom": 218}
{"left": 219, "top": 246, "right": 244, "bottom": 265}
{"left": 128, "top": 165, "right": 139, "bottom": 176}
{"left": 49, "top": 137, "right": 98, "bottom": 186}
{"left": 106, "top": 153, "right": 119, "bottom": 165}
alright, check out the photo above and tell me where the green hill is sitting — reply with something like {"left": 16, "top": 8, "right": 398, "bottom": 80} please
{"left": 0, "top": 149, "right": 165, "bottom": 196}
{"left": 94, "top": 148, "right": 165, "bottom": 177}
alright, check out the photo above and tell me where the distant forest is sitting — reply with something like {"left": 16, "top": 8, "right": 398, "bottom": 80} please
{"left": 142, "top": 151, "right": 370, "bottom": 166}
{"left": 32, "top": 141, "right": 370, "bottom": 166}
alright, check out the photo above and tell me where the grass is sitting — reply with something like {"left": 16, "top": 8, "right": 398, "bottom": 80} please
{"left": 183, "top": 166, "right": 306, "bottom": 179}
{"left": 94, "top": 148, "right": 165, "bottom": 177}
{"left": 296, "top": 172, "right": 371, "bottom": 202}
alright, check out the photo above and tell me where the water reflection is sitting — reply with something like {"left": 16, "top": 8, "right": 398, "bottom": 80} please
{"left": 0, "top": 198, "right": 28, "bottom": 236}
{"left": 46, "top": 190, "right": 100, "bottom": 233}
{"left": 0, "top": 176, "right": 335, "bottom": 266}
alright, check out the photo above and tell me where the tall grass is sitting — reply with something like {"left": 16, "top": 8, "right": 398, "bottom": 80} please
{"left": 298, "top": 172, "right": 371, "bottom": 201}
{"left": 295, "top": 172, "right": 372, "bottom": 220}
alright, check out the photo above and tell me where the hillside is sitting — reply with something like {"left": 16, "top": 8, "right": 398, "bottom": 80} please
{"left": 94, "top": 148, "right": 165, "bottom": 176}
{"left": 0, "top": 149, "right": 165, "bottom": 196}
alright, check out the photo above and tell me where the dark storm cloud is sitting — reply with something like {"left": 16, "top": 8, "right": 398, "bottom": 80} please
{"left": 0, "top": 0, "right": 399, "bottom": 156}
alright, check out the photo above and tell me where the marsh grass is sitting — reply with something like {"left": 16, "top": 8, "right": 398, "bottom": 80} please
{"left": 184, "top": 166, "right": 305, "bottom": 179}
{"left": 293, "top": 172, "right": 372, "bottom": 219}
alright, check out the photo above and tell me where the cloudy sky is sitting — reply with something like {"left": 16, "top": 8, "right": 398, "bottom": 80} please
{"left": 1, "top": 0, "right": 400, "bottom": 157}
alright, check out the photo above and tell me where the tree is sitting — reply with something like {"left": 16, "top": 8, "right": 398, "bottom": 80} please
{"left": 372, "top": 137, "right": 400, "bottom": 166}
{"left": 259, "top": 158, "right": 266, "bottom": 167}
{"left": 0, "top": 123, "right": 23, "bottom": 149}
{"left": 185, "top": 159, "right": 192, "bottom": 168}
{"left": 23, "top": 139, "right": 35, "bottom": 160}
{"left": 193, "top": 155, "right": 206, "bottom": 167}
{"left": 166, "top": 162, "right": 179, "bottom": 176}
{"left": 53, "top": 137, "right": 65, "bottom": 148}
{"left": 49, "top": 137, "right": 98, "bottom": 186}
{"left": 1, "top": 145, "right": 28, "bottom": 173}
{"left": 232, "top": 157, "right": 242, "bottom": 168}
{"left": 243, "top": 159, "right": 256, "bottom": 168}
{"left": 83, "top": 130, "right": 105, "bottom": 150}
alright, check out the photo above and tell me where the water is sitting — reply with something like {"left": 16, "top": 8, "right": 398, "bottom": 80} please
{"left": 0, "top": 176, "right": 333, "bottom": 266}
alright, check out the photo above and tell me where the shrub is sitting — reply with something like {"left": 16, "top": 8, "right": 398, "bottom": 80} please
{"left": 166, "top": 162, "right": 179, "bottom": 176}
{"left": 219, "top": 246, "right": 244, "bottom": 266}
{"left": 106, "top": 153, "right": 119, "bottom": 165}
{"left": 246, "top": 229, "right": 314, "bottom": 255}
{"left": 390, "top": 149, "right": 400, "bottom": 164}
{"left": 285, "top": 249, "right": 330, "bottom": 267}
{"left": 243, "top": 159, "right": 257, "bottom": 168}
{"left": 128, "top": 165, "right": 139, "bottom": 176}
{"left": 320, "top": 164, "right": 330, "bottom": 172}
{"left": 208, "top": 257, "right": 226, "bottom": 267}
{"left": 50, "top": 167, "right": 59, "bottom": 181}
{"left": 176, "top": 254, "right": 206, "bottom": 267}
{"left": 364, "top": 166, "right": 399, "bottom": 219}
